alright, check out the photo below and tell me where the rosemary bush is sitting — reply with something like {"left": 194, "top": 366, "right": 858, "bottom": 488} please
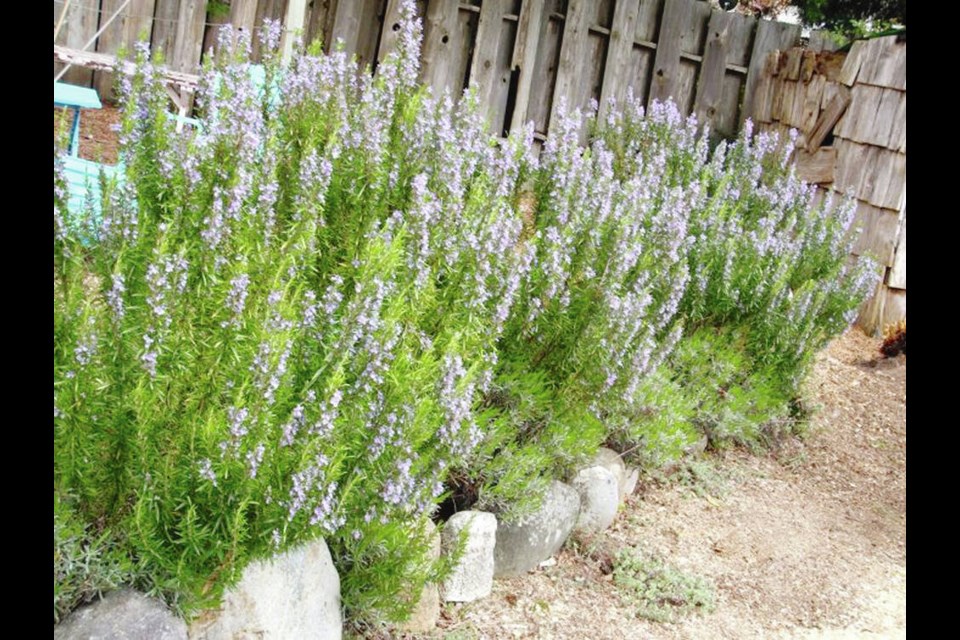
{"left": 53, "top": 0, "right": 877, "bottom": 626}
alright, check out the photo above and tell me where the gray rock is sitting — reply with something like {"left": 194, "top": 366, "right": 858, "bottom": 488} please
{"left": 493, "top": 481, "right": 580, "bottom": 577}
{"left": 572, "top": 466, "right": 620, "bottom": 533}
{"left": 441, "top": 511, "right": 497, "bottom": 602}
{"left": 686, "top": 434, "right": 709, "bottom": 457}
{"left": 55, "top": 589, "right": 187, "bottom": 640}
{"left": 188, "top": 538, "right": 341, "bottom": 640}
{"left": 592, "top": 448, "right": 626, "bottom": 494}
{"left": 398, "top": 520, "right": 441, "bottom": 633}
{"left": 622, "top": 467, "right": 640, "bottom": 498}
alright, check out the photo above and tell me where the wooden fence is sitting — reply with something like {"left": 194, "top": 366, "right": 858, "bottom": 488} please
{"left": 749, "top": 35, "right": 906, "bottom": 333}
{"left": 55, "top": 0, "right": 806, "bottom": 140}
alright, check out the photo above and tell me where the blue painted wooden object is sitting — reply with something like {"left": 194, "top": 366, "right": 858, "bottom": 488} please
{"left": 54, "top": 82, "right": 102, "bottom": 157}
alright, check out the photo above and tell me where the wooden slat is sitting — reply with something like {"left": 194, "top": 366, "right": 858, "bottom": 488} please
{"left": 855, "top": 279, "right": 885, "bottom": 337}
{"left": 624, "top": 0, "right": 664, "bottom": 106}
{"left": 714, "top": 10, "right": 755, "bottom": 136}
{"left": 742, "top": 19, "right": 800, "bottom": 127}
{"left": 837, "top": 39, "right": 865, "bottom": 86}
{"left": 375, "top": 0, "right": 405, "bottom": 63}
{"left": 769, "top": 75, "right": 785, "bottom": 124}
{"left": 95, "top": 0, "right": 158, "bottom": 98}
{"left": 866, "top": 87, "right": 902, "bottom": 148}
{"left": 850, "top": 201, "right": 900, "bottom": 266}
{"left": 171, "top": 0, "right": 208, "bottom": 74}
{"left": 597, "top": 0, "right": 640, "bottom": 120}
{"left": 56, "top": 0, "right": 101, "bottom": 86}
{"left": 648, "top": 0, "right": 696, "bottom": 107}
{"left": 574, "top": 0, "right": 617, "bottom": 118}
{"left": 777, "top": 80, "right": 798, "bottom": 126}
{"left": 889, "top": 90, "right": 906, "bottom": 153}
{"left": 857, "top": 35, "right": 906, "bottom": 90}
{"left": 782, "top": 48, "right": 802, "bottom": 81}
{"left": 568, "top": 0, "right": 614, "bottom": 117}
{"left": 694, "top": 11, "right": 736, "bottom": 133}
{"left": 201, "top": 8, "right": 232, "bottom": 60}
{"left": 508, "top": 0, "right": 546, "bottom": 133}
{"left": 833, "top": 139, "right": 870, "bottom": 198}
{"left": 888, "top": 211, "right": 906, "bottom": 289}
{"left": 750, "top": 50, "right": 778, "bottom": 123}
{"left": 355, "top": 0, "right": 387, "bottom": 72}
{"left": 798, "top": 73, "right": 825, "bottom": 133}
{"left": 330, "top": 0, "right": 382, "bottom": 69}
{"left": 54, "top": 44, "right": 201, "bottom": 90}
{"left": 835, "top": 84, "right": 883, "bottom": 144}
{"left": 282, "top": 0, "right": 310, "bottom": 61}
{"left": 880, "top": 287, "right": 905, "bottom": 326}
{"left": 306, "top": 0, "right": 338, "bottom": 49}
{"left": 673, "top": 0, "right": 712, "bottom": 115}
{"left": 794, "top": 146, "right": 835, "bottom": 184}
{"left": 806, "top": 82, "right": 850, "bottom": 152}
{"left": 151, "top": 0, "right": 179, "bottom": 61}
{"left": 230, "top": 0, "right": 260, "bottom": 34}
{"left": 470, "top": 0, "right": 510, "bottom": 131}
{"left": 420, "top": 0, "right": 468, "bottom": 97}
{"left": 528, "top": 1, "right": 565, "bottom": 136}
{"left": 799, "top": 49, "right": 817, "bottom": 82}
{"left": 550, "top": 0, "right": 591, "bottom": 128}
{"left": 866, "top": 148, "right": 906, "bottom": 211}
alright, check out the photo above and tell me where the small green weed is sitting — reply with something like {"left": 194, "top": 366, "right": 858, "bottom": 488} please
{"left": 54, "top": 493, "right": 134, "bottom": 623}
{"left": 613, "top": 548, "right": 716, "bottom": 623}
{"left": 673, "top": 458, "right": 729, "bottom": 500}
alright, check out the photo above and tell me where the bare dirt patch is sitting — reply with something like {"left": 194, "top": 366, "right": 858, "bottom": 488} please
{"left": 407, "top": 328, "right": 905, "bottom": 639}
{"left": 54, "top": 103, "right": 123, "bottom": 165}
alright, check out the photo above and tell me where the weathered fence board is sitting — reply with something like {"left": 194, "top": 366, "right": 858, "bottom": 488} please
{"left": 528, "top": 0, "right": 565, "bottom": 137}
{"left": 420, "top": 1, "right": 471, "bottom": 98}
{"left": 470, "top": 0, "right": 511, "bottom": 132}
{"left": 151, "top": 0, "right": 181, "bottom": 62}
{"left": 856, "top": 35, "right": 906, "bottom": 90}
{"left": 231, "top": 0, "right": 261, "bottom": 34}
{"left": 890, "top": 91, "right": 906, "bottom": 153}
{"left": 94, "top": 0, "right": 159, "bottom": 97}
{"left": 693, "top": 10, "right": 733, "bottom": 132}
{"left": 888, "top": 213, "right": 906, "bottom": 289}
{"left": 508, "top": 0, "right": 545, "bottom": 132}
{"left": 851, "top": 201, "right": 900, "bottom": 267}
{"left": 329, "top": 0, "right": 384, "bottom": 70}
{"left": 881, "top": 287, "right": 905, "bottom": 326}
{"left": 714, "top": 11, "right": 753, "bottom": 136}
{"left": 306, "top": 0, "right": 337, "bottom": 48}
{"left": 742, "top": 19, "right": 800, "bottom": 126}
{"left": 806, "top": 83, "right": 850, "bottom": 151}
{"left": 170, "top": 0, "right": 207, "bottom": 98}
{"left": 282, "top": 0, "right": 309, "bottom": 60}
{"left": 794, "top": 146, "right": 835, "bottom": 184}
{"left": 550, "top": 0, "right": 592, "bottom": 126}
{"left": 574, "top": 0, "right": 615, "bottom": 120}
{"left": 598, "top": 0, "right": 640, "bottom": 119}
{"left": 648, "top": 0, "right": 694, "bottom": 107}
{"left": 376, "top": 0, "right": 429, "bottom": 63}
{"left": 56, "top": 0, "right": 101, "bottom": 86}
{"left": 624, "top": 0, "right": 664, "bottom": 106}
